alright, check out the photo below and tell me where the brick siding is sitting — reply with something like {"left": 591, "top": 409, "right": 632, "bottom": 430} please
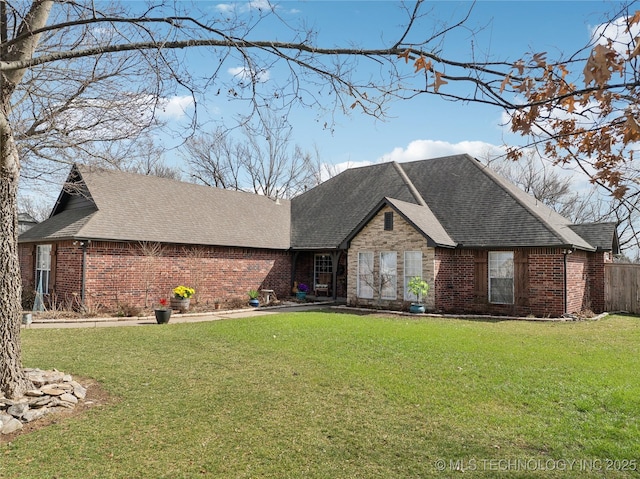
{"left": 20, "top": 240, "right": 292, "bottom": 310}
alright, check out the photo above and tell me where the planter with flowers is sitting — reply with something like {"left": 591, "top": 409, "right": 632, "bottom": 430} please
{"left": 296, "top": 283, "right": 309, "bottom": 301}
{"left": 171, "top": 286, "right": 195, "bottom": 313}
{"left": 154, "top": 298, "right": 172, "bottom": 324}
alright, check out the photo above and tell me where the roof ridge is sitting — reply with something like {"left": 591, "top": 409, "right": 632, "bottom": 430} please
{"left": 391, "top": 161, "right": 427, "bottom": 206}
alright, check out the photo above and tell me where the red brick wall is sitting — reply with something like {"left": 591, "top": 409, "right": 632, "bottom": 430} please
{"left": 527, "top": 249, "right": 565, "bottom": 316}
{"left": 433, "top": 247, "right": 609, "bottom": 317}
{"left": 565, "top": 250, "right": 588, "bottom": 314}
{"left": 21, "top": 240, "right": 292, "bottom": 310}
{"left": 82, "top": 241, "right": 292, "bottom": 309}
{"left": 434, "top": 249, "right": 475, "bottom": 313}
{"left": 18, "top": 243, "right": 35, "bottom": 291}
{"left": 586, "top": 251, "right": 609, "bottom": 313}
{"left": 53, "top": 241, "right": 84, "bottom": 307}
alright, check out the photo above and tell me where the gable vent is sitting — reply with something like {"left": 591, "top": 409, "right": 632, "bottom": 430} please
{"left": 384, "top": 211, "right": 394, "bottom": 231}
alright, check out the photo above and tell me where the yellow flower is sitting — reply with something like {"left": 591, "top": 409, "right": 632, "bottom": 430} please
{"left": 173, "top": 286, "right": 195, "bottom": 299}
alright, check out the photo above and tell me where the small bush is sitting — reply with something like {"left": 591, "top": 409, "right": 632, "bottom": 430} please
{"left": 116, "top": 304, "right": 143, "bottom": 317}
{"left": 21, "top": 288, "right": 37, "bottom": 311}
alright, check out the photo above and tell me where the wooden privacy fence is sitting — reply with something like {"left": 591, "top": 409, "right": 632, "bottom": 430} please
{"left": 605, "top": 263, "right": 640, "bottom": 313}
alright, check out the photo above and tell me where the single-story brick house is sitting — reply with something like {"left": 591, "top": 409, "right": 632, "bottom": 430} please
{"left": 19, "top": 154, "right": 618, "bottom": 316}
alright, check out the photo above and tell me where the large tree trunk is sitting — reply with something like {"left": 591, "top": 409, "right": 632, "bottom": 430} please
{"left": 0, "top": 111, "right": 31, "bottom": 398}
{"left": 0, "top": 0, "right": 53, "bottom": 398}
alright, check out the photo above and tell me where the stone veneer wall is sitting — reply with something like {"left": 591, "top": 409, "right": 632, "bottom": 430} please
{"left": 347, "top": 206, "right": 435, "bottom": 310}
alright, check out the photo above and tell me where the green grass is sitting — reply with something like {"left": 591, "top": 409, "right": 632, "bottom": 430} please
{"left": 3, "top": 312, "right": 640, "bottom": 478}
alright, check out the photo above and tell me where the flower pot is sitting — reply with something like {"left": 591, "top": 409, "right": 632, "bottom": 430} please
{"left": 155, "top": 309, "right": 172, "bottom": 324}
{"left": 409, "top": 303, "right": 425, "bottom": 314}
{"left": 296, "top": 291, "right": 307, "bottom": 301}
{"left": 248, "top": 298, "right": 260, "bottom": 307}
{"left": 170, "top": 297, "right": 190, "bottom": 313}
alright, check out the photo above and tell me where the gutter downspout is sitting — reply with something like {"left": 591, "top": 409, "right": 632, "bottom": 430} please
{"left": 80, "top": 241, "right": 90, "bottom": 307}
{"left": 562, "top": 248, "right": 573, "bottom": 316}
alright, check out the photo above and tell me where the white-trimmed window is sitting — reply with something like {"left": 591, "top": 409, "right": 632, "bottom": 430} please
{"left": 36, "top": 244, "right": 52, "bottom": 294}
{"left": 314, "top": 254, "right": 332, "bottom": 287}
{"left": 489, "top": 251, "right": 514, "bottom": 304}
{"left": 380, "top": 251, "right": 397, "bottom": 300}
{"left": 357, "top": 252, "right": 374, "bottom": 299}
{"left": 404, "top": 251, "right": 423, "bottom": 301}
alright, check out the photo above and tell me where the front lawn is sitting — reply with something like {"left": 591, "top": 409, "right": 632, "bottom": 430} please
{"left": 3, "top": 312, "right": 639, "bottom": 478}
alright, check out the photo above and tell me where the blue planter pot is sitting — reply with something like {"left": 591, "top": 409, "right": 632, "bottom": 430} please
{"left": 248, "top": 298, "right": 260, "bottom": 307}
{"left": 296, "top": 291, "right": 307, "bottom": 300}
{"left": 409, "top": 303, "right": 425, "bottom": 314}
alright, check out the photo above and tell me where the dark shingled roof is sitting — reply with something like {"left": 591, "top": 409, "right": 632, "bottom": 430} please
{"left": 20, "top": 165, "right": 291, "bottom": 249}
{"left": 290, "top": 162, "right": 416, "bottom": 249}
{"left": 21, "top": 155, "right": 617, "bottom": 253}
{"left": 291, "top": 154, "right": 608, "bottom": 251}
{"left": 569, "top": 222, "right": 619, "bottom": 253}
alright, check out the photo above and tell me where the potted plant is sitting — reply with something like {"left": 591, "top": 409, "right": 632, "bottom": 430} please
{"left": 21, "top": 312, "right": 33, "bottom": 326}
{"left": 407, "top": 277, "right": 429, "bottom": 314}
{"left": 248, "top": 289, "right": 260, "bottom": 307}
{"left": 154, "top": 298, "right": 172, "bottom": 324}
{"left": 296, "top": 283, "right": 309, "bottom": 301}
{"left": 171, "top": 286, "right": 195, "bottom": 313}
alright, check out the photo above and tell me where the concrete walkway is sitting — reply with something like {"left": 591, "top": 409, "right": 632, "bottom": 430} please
{"left": 22, "top": 302, "right": 334, "bottom": 329}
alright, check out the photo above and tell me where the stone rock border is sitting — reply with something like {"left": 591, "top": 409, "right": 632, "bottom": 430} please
{"left": 0, "top": 368, "right": 87, "bottom": 435}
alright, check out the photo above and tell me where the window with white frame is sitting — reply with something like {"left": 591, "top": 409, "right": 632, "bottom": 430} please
{"left": 404, "top": 251, "right": 423, "bottom": 301}
{"left": 36, "top": 244, "right": 52, "bottom": 294}
{"left": 489, "top": 251, "right": 514, "bottom": 304}
{"left": 314, "top": 254, "right": 332, "bottom": 287}
{"left": 380, "top": 251, "right": 397, "bottom": 300}
{"left": 357, "top": 252, "right": 374, "bottom": 299}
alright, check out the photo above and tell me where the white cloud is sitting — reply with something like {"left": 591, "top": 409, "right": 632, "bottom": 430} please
{"left": 249, "top": 0, "right": 273, "bottom": 11}
{"left": 215, "top": 3, "right": 234, "bottom": 13}
{"left": 319, "top": 140, "right": 504, "bottom": 181}
{"left": 377, "top": 139, "right": 504, "bottom": 163}
{"left": 215, "top": 0, "right": 277, "bottom": 14}
{"left": 157, "top": 96, "right": 194, "bottom": 119}
{"left": 590, "top": 14, "right": 640, "bottom": 54}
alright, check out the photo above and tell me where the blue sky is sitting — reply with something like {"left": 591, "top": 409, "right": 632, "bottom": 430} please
{"left": 158, "top": 0, "right": 622, "bottom": 174}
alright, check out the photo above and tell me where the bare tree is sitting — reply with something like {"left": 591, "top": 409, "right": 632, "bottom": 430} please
{"left": 185, "top": 118, "right": 329, "bottom": 198}
{"left": 183, "top": 128, "right": 246, "bottom": 190}
{"left": 125, "top": 137, "right": 182, "bottom": 180}
{"left": 17, "top": 193, "right": 51, "bottom": 222}
{"left": 139, "top": 241, "right": 164, "bottom": 308}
